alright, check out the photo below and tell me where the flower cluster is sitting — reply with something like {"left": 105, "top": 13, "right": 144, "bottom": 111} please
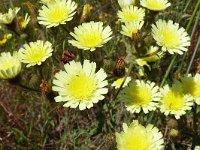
{"left": 118, "top": 5, "right": 145, "bottom": 37}
{"left": 0, "top": 0, "right": 198, "bottom": 149}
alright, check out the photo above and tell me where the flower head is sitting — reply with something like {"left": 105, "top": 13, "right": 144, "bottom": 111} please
{"left": 180, "top": 74, "right": 200, "bottom": 105}
{"left": 152, "top": 20, "right": 190, "bottom": 55}
{"left": 116, "top": 120, "right": 164, "bottom": 150}
{"left": 121, "top": 21, "right": 144, "bottom": 37}
{"left": 0, "top": 7, "right": 20, "bottom": 24}
{"left": 159, "top": 85, "right": 193, "bottom": 119}
{"left": 0, "top": 52, "right": 21, "bottom": 79}
{"left": 140, "top": 0, "right": 171, "bottom": 11}
{"left": 52, "top": 60, "right": 108, "bottom": 110}
{"left": 118, "top": 6, "right": 145, "bottom": 23}
{"left": 68, "top": 21, "right": 112, "bottom": 51}
{"left": 120, "top": 80, "right": 161, "bottom": 114}
{"left": 118, "top": 0, "right": 135, "bottom": 8}
{"left": 38, "top": 0, "right": 77, "bottom": 28}
{"left": 18, "top": 40, "right": 53, "bottom": 67}
{"left": 112, "top": 76, "right": 131, "bottom": 89}
{"left": 18, "top": 13, "right": 30, "bottom": 29}
{"left": 195, "top": 146, "right": 200, "bottom": 150}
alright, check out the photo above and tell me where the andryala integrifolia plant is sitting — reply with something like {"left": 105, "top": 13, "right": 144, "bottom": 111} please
{"left": 0, "top": 0, "right": 199, "bottom": 149}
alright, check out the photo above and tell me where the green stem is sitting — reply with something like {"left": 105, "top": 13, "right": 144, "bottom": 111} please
{"left": 160, "top": 55, "right": 177, "bottom": 87}
{"left": 18, "top": 83, "right": 40, "bottom": 92}
{"left": 78, "top": 50, "right": 84, "bottom": 65}
{"left": 185, "top": 0, "right": 200, "bottom": 32}
{"left": 186, "top": 35, "right": 200, "bottom": 74}
{"left": 191, "top": 103, "right": 197, "bottom": 150}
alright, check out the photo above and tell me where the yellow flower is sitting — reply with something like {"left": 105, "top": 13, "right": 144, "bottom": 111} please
{"left": 121, "top": 21, "right": 144, "bottom": 37}
{"left": 68, "top": 21, "right": 112, "bottom": 51}
{"left": 0, "top": 52, "right": 21, "bottom": 79}
{"left": 118, "top": 0, "right": 135, "bottom": 8}
{"left": 18, "top": 40, "right": 53, "bottom": 67}
{"left": 120, "top": 80, "right": 161, "bottom": 114}
{"left": 0, "top": 7, "right": 20, "bottom": 24}
{"left": 140, "top": 0, "right": 171, "bottom": 11}
{"left": 38, "top": 0, "right": 77, "bottom": 28}
{"left": 118, "top": 6, "right": 145, "bottom": 22}
{"left": 116, "top": 120, "right": 164, "bottom": 150}
{"left": 159, "top": 85, "right": 193, "bottom": 119}
{"left": 52, "top": 60, "right": 108, "bottom": 110}
{"left": 19, "top": 13, "right": 30, "bottom": 29}
{"left": 195, "top": 146, "right": 200, "bottom": 150}
{"left": 0, "top": 34, "right": 12, "bottom": 45}
{"left": 180, "top": 74, "right": 200, "bottom": 105}
{"left": 152, "top": 20, "right": 190, "bottom": 55}
{"left": 112, "top": 76, "right": 131, "bottom": 89}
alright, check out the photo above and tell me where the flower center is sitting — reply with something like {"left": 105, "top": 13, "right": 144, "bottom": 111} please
{"left": 26, "top": 49, "right": 46, "bottom": 63}
{"left": 160, "top": 27, "right": 180, "bottom": 48}
{"left": 128, "top": 86, "right": 152, "bottom": 106}
{"left": 66, "top": 73, "right": 97, "bottom": 100}
{"left": 123, "top": 126, "right": 151, "bottom": 150}
{"left": 123, "top": 12, "right": 140, "bottom": 22}
{"left": 163, "top": 91, "right": 184, "bottom": 110}
{"left": 79, "top": 30, "right": 102, "bottom": 48}
{"left": 46, "top": 6, "right": 68, "bottom": 23}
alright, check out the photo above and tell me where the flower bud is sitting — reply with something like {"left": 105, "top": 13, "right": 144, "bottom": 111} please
{"left": 118, "top": 0, "right": 135, "bottom": 8}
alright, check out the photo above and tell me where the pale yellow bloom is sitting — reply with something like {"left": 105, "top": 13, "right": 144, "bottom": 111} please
{"left": 121, "top": 21, "right": 144, "bottom": 37}
{"left": 116, "top": 120, "right": 164, "bottom": 150}
{"left": 0, "top": 52, "right": 21, "bottom": 79}
{"left": 140, "top": 0, "right": 171, "bottom": 11}
{"left": 0, "top": 7, "right": 20, "bottom": 24}
{"left": 118, "top": 6, "right": 145, "bottom": 22}
{"left": 159, "top": 85, "right": 193, "bottom": 119}
{"left": 18, "top": 40, "right": 53, "bottom": 67}
{"left": 120, "top": 80, "right": 161, "bottom": 114}
{"left": 69, "top": 21, "right": 112, "bottom": 51}
{"left": 152, "top": 20, "right": 190, "bottom": 55}
{"left": 52, "top": 60, "right": 108, "bottom": 110}
{"left": 38, "top": 0, "right": 77, "bottom": 28}
{"left": 180, "top": 74, "right": 200, "bottom": 105}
